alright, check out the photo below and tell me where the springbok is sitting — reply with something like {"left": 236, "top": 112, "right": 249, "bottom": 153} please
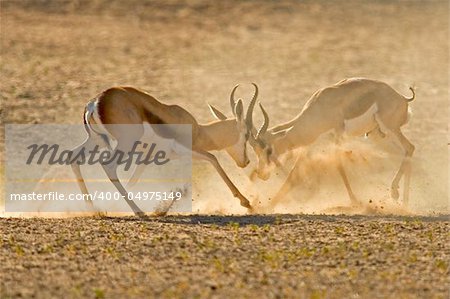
{"left": 70, "top": 84, "right": 258, "bottom": 216}
{"left": 250, "top": 78, "right": 415, "bottom": 207}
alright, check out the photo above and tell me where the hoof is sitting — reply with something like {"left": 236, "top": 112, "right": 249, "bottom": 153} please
{"left": 246, "top": 206, "right": 255, "bottom": 214}
{"left": 266, "top": 206, "right": 276, "bottom": 214}
{"left": 94, "top": 212, "right": 107, "bottom": 218}
{"left": 126, "top": 180, "right": 138, "bottom": 189}
{"left": 154, "top": 211, "right": 168, "bottom": 217}
{"left": 240, "top": 199, "right": 252, "bottom": 209}
{"left": 135, "top": 211, "right": 147, "bottom": 218}
{"left": 249, "top": 171, "right": 258, "bottom": 182}
{"left": 391, "top": 188, "right": 399, "bottom": 200}
{"left": 348, "top": 194, "right": 360, "bottom": 207}
{"left": 350, "top": 202, "right": 362, "bottom": 209}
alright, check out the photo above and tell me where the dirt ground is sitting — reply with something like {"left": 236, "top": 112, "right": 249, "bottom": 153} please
{"left": 1, "top": 215, "right": 449, "bottom": 298}
{"left": 0, "top": 0, "right": 449, "bottom": 298}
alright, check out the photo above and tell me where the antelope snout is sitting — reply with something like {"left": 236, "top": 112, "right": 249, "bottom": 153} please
{"left": 258, "top": 170, "right": 270, "bottom": 181}
{"left": 236, "top": 158, "right": 250, "bottom": 168}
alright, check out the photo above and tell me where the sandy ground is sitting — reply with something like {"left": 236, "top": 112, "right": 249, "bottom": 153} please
{"left": 1, "top": 215, "right": 449, "bottom": 298}
{"left": 0, "top": 0, "right": 449, "bottom": 298}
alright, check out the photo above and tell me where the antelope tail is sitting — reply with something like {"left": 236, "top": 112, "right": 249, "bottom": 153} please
{"left": 406, "top": 86, "right": 415, "bottom": 102}
{"left": 83, "top": 102, "right": 112, "bottom": 150}
{"left": 83, "top": 106, "right": 92, "bottom": 136}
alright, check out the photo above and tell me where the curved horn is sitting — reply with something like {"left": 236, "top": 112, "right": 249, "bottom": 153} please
{"left": 257, "top": 103, "right": 269, "bottom": 138}
{"left": 230, "top": 84, "right": 239, "bottom": 116}
{"left": 245, "top": 83, "right": 258, "bottom": 129}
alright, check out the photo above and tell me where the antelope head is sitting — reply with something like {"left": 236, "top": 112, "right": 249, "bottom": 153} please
{"left": 250, "top": 103, "right": 287, "bottom": 180}
{"left": 208, "top": 83, "right": 258, "bottom": 168}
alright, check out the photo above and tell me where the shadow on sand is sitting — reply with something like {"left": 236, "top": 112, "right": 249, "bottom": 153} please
{"left": 101, "top": 213, "right": 450, "bottom": 226}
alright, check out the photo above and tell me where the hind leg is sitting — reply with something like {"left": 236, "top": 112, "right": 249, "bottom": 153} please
{"left": 336, "top": 160, "right": 358, "bottom": 205}
{"left": 70, "top": 135, "right": 105, "bottom": 211}
{"left": 334, "top": 127, "right": 359, "bottom": 205}
{"left": 126, "top": 163, "right": 146, "bottom": 188}
{"left": 364, "top": 113, "right": 388, "bottom": 143}
{"left": 101, "top": 159, "right": 145, "bottom": 216}
{"left": 102, "top": 127, "right": 146, "bottom": 216}
{"left": 365, "top": 126, "right": 386, "bottom": 139}
{"left": 390, "top": 130, "right": 414, "bottom": 205}
{"left": 269, "top": 155, "right": 303, "bottom": 210}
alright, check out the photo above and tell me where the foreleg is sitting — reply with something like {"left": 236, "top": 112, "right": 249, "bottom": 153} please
{"left": 193, "top": 150, "right": 251, "bottom": 210}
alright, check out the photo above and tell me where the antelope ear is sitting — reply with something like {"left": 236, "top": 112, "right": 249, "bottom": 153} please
{"left": 272, "top": 129, "right": 288, "bottom": 140}
{"left": 208, "top": 104, "right": 227, "bottom": 120}
{"left": 248, "top": 131, "right": 257, "bottom": 146}
{"left": 235, "top": 99, "right": 244, "bottom": 121}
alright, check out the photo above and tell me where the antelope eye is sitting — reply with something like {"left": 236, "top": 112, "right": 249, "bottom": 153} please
{"left": 266, "top": 147, "right": 272, "bottom": 155}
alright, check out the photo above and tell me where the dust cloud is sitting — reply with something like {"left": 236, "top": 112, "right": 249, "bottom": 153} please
{"left": 193, "top": 134, "right": 448, "bottom": 216}
{"left": 1, "top": 133, "right": 448, "bottom": 218}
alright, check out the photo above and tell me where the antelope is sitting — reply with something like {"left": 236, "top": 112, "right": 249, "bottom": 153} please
{"left": 250, "top": 78, "right": 416, "bottom": 208}
{"left": 70, "top": 84, "right": 258, "bottom": 216}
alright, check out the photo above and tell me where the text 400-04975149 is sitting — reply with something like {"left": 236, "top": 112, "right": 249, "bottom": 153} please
{"left": 9, "top": 191, "right": 183, "bottom": 202}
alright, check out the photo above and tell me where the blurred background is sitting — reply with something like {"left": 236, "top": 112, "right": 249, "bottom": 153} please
{"left": 1, "top": 0, "right": 448, "bottom": 214}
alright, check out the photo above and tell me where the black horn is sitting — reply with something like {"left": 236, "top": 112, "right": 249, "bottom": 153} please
{"left": 230, "top": 84, "right": 239, "bottom": 116}
{"left": 246, "top": 83, "right": 258, "bottom": 129}
{"left": 257, "top": 103, "right": 269, "bottom": 138}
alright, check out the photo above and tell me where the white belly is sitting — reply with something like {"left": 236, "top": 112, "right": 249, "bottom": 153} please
{"left": 344, "top": 103, "right": 378, "bottom": 136}
{"left": 141, "top": 123, "right": 191, "bottom": 160}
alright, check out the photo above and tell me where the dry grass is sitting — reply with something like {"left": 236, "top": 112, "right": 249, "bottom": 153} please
{"left": 1, "top": 215, "right": 449, "bottom": 298}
